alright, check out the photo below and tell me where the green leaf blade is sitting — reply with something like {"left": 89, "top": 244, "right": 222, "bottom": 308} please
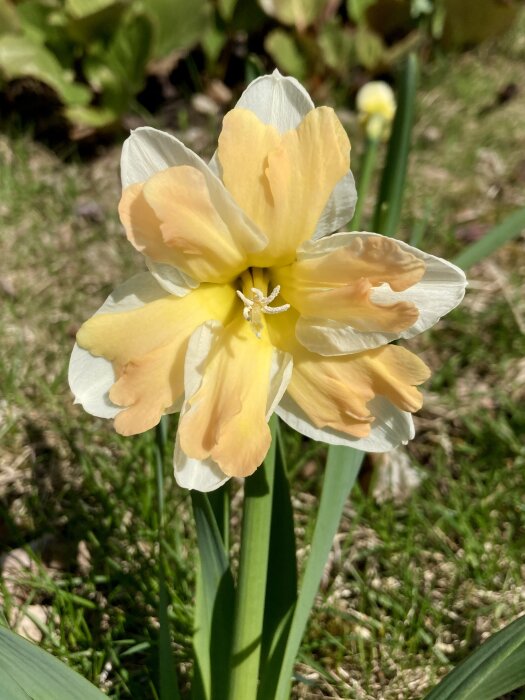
{"left": 424, "top": 615, "right": 525, "bottom": 700}
{"left": 0, "top": 626, "right": 106, "bottom": 700}
{"left": 272, "top": 445, "right": 364, "bottom": 700}
{"left": 191, "top": 491, "right": 235, "bottom": 700}
{"left": 452, "top": 206, "right": 525, "bottom": 271}
{"left": 258, "top": 422, "right": 297, "bottom": 695}
{"left": 0, "top": 35, "right": 90, "bottom": 107}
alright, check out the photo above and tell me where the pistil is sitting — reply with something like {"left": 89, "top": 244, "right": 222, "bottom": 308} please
{"left": 237, "top": 269, "right": 290, "bottom": 338}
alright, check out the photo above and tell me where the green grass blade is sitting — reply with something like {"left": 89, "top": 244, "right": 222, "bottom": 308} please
{"left": 191, "top": 492, "right": 235, "bottom": 700}
{"left": 272, "top": 445, "right": 364, "bottom": 700}
{"left": 0, "top": 626, "right": 106, "bottom": 699}
{"left": 424, "top": 615, "right": 525, "bottom": 700}
{"left": 258, "top": 422, "right": 297, "bottom": 698}
{"left": 228, "top": 416, "right": 278, "bottom": 700}
{"left": 155, "top": 420, "right": 181, "bottom": 700}
{"left": 373, "top": 54, "right": 419, "bottom": 236}
{"left": 452, "top": 206, "right": 525, "bottom": 271}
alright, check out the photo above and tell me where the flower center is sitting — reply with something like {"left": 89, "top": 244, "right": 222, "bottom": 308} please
{"left": 236, "top": 269, "right": 290, "bottom": 338}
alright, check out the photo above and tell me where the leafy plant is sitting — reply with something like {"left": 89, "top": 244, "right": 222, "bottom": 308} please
{"left": 0, "top": 0, "right": 212, "bottom": 132}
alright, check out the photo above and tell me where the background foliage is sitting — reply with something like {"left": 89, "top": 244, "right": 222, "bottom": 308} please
{"left": 0, "top": 0, "right": 522, "bottom": 134}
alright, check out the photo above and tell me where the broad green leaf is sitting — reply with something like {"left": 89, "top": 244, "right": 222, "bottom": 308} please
{"left": 14, "top": 0, "right": 58, "bottom": 45}
{"left": 318, "top": 18, "right": 354, "bottom": 74}
{"left": 65, "top": 1, "right": 129, "bottom": 44}
{"left": 424, "top": 614, "right": 525, "bottom": 700}
{"left": 191, "top": 492, "right": 235, "bottom": 700}
{"left": 65, "top": 0, "right": 126, "bottom": 19}
{"left": 65, "top": 104, "right": 119, "bottom": 128}
{"left": 0, "top": 35, "right": 90, "bottom": 106}
{"left": 202, "top": 25, "right": 228, "bottom": 66}
{"left": 272, "top": 445, "right": 364, "bottom": 700}
{"left": 0, "top": 0, "right": 20, "bottom": 35}
{"left": 373, "top": 53, "right": 418, "bottom": 236}
{"left": 347, "top": 0, "right": 376, "bottom": 22}
{"left": 82, "top": 11, "right": 153, "bottom": 121}
{"left": 229, "top": 0, "right": 267, "bottom": 32}
{"left": 265, "top": 29, "right": 307, "bottom": 81}
{"left": 259, "top": 0, "right": 327, "bottom": 28}
{"left": 106, "top": 11, "right": 153, "bottom": 90}
{"left": 218, "top": 0, "right": 238, "bottom": 20}
{"left": 452, "top": 206, "right": 525, "bottom": 272}
{"left": 143, "top": 0, "right": 210, "bottom": 59}
{"left": 0, "top": 625, "right": 106, "bottom": 700}
{"left": 354, "top": 24, "right": 385, "bottom": 70}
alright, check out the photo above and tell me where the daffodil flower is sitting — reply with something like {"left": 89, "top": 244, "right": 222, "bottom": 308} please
{"left": 356, "top": 80, "right": 396, "bottom": 141}
{"left": 69, "top": 71, "right": 466, "bottom": 492}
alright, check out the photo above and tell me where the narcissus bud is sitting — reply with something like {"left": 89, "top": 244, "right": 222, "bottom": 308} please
{"left": 356, "top": 81, "right": 396, "bottom": 141}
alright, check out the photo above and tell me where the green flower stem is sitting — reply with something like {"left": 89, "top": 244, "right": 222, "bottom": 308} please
{"left": 351, "top": 135, "right": 380, "bottom": 231}
{"left": 228, "top": 416, "right": 278, "bottom": 700}
{"left": 154, "top": 418, "right": 180, "bottom": 700}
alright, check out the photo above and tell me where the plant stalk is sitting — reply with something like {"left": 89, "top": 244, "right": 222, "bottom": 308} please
{"left": 351, "top": 135, "right": 380, "bottom": 231}
{"left": 227, "top": 416, "right": 277, "bottom": 700}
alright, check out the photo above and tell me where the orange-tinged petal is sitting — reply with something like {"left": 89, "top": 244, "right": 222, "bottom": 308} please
{"left": 268, "top": 311, "right": 430, "bottom": 439}
{"left": 119, "top": 166, "right": 265, "bottom": 283}
{"left": 76, "top": 284, "right": 237, "bottom": 435}
{"left": 119, "top": 183, "right": 170, "bottom": 265}
{"left": 218, "top": 107, "right": 350, "bottom": 265}
{"left": 178, "top": 318, "right": 284, "bottom": 477}
{"left": 293, "top": 233, "right": 425, "bottom": 291}
{"left": 110, "top": 342, "right": 182, "bottom": 435}
{"left": 287, "top": 344, "right": 430, "bottom": 438}
{"left": 274, "top": 233, "right": 425, "bottom": 334}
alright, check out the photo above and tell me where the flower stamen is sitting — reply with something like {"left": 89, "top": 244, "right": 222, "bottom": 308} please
{"left": 236, "top": 284, "right": 290, "bottom": 338}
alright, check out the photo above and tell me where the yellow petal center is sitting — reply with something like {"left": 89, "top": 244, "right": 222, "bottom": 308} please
{"left": 236, "top": 267, "right": 290, "bottom": 338}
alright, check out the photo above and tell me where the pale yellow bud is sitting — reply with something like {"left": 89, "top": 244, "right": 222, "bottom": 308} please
{"left": 356, "top": 81, "right": 396, "bottom": 141}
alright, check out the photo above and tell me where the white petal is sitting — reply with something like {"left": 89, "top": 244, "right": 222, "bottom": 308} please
{"left": 68, "top": 344, "right": 118, "bottom": 419}
{"left": 276, "top": 395, "right": 415, "bottom": 452}
{"left": 209, "top": 71, "right": 355, "bottom": 237}
{"left": 121, "top": 126, "right": 267, "bottom": 254}
{"left": 313, "top": 170, "right": 357, "bottom": 239}
{"left": 266, "top": 349, "right": 293, "bottom": 419}
{"left": 173, "top": 435, "right": 230, "bottom": 492}
{"left": 234, "top": 69, "right": 314, "bottom": 132}
{"left": 92, "top": 272, "right": 169, "bottom": 313}
{"left": 208, "top": 69, "right": 314, "bottom": 177}
{"left": 68, "top": 273, "right": 170, "bottom": 419}
{"left": 145, "top": 259, "right": 198, "bottom": 297}
{"left": 296, "top": 232, "right": 468, "bottom": 355}
{"left": 121, "top": 126, "right": 206, "bottom": 187}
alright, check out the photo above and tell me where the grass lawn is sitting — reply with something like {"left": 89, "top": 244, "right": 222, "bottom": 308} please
{"left": 1, "top": 18, "right": 524, "bottom": 700}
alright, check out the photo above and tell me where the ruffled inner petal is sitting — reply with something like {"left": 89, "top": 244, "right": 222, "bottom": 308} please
{"left": 218, "top": 107, "right": 350, "bottom": 265}
{"left": 178, "top": 318, "right": 286, "bottom": 477}
{"left": 119, "top": 165, "right": 265, "bottom": 284}
{"left": 274, "top": 233, "right": 425, "bottom": 334}
{"left": 287, "top": 344, "right": 430, "bottom": 439}
{"left": 267, "top": 312, "right": 429, "bottom": 439}
{"left": 76, "top": 284, "right": 237, "bottom": 435}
